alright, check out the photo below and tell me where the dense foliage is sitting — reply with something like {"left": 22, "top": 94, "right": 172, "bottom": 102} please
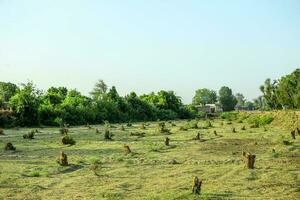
{"left": 257, "top": 68, "right": 300, "bottom": 110}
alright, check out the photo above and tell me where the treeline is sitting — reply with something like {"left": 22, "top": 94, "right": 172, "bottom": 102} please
{"left": 0, "top": 80, "right": 199, "bottom": 127}
{"left": 0, "top": 68, "right": 299, "bottom": 127}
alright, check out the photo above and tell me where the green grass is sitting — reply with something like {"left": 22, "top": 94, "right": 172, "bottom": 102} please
{"left": 0, "top": 119, "right": 299, "bottom": 199}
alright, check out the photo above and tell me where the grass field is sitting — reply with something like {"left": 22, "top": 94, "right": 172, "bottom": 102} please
{"left": 0, "top": 117, "right": 299, "bottom": 199}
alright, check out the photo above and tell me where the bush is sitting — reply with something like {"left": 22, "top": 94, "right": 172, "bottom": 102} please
{"left": 61, "top": 135, "right": 76, "bottom": 145}
{"left": 247, "top": 115, "right": 274, "bottom": 128}
{"left": 220, "top": 112, "right": 238, "bottom": 121}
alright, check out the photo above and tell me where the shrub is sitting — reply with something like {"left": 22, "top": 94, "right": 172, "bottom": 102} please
{"left": 220, "top": 112, "right": 238, "bottom": 121}
{"left": 247, "top": 115, "right": 273, "bottom": 128}
{"left": 23, "top": 130, "right": 35, "bottom": 139}
{"left": 61, "top": 135, "right": 76, "bottom": 145}
{"left": 203, "top": 121, "right": 212, "bottom": 129}
{"left": 188, "top": 121, "right": 198, "bottom": 129}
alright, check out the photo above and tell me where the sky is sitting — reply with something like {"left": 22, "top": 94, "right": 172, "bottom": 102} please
{"left": 0, "top": 0, "right": 299, "bottom": 103}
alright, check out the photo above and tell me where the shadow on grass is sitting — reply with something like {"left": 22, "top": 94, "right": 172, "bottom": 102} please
{"left": 59, "top": 164, "right": 83, "bottom": 174}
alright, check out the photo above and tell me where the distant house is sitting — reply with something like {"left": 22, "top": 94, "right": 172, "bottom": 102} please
{"left": 195, "top": 104, "right": 223, "bottom": 113}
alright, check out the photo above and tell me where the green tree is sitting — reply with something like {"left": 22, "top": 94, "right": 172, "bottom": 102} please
{"left": 9, "top": 82, "right": 40, "bottom": 126}
{"left": 192, "top": 88, "right": 217, "bottom": 105}
{"left": 276, "top": 68, "right": 300, "bottom": 109}
{"left": 218, "top": 86, "right": 237, "bottom": 111}
{"left": 235, "top": 93, "right": 245, "bottom": 107}
{"left": 260, "top": 79, "right": 281, "bottom": 109}
{"left": 0, "top": 82, "right": 18, "bottom": 109}
{"left": 90, "top": 79, "right": 107, "bottom": 100}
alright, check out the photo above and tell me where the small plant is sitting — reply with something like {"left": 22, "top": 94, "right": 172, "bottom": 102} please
{"left": 4, "top": 142, "right": 16, "bottom": 151}
{"left": 0, "top": 128, "right": 4, "bottom": 135}
{"left": 61, "top": 135, "right": 76, "bottom": 145}
{"left": 126, "top": 122, "right": 132, "bottom": 127}
{"left": 23, "top": 130, "right": 35, "bottom": 139}
{"left": 238, "top": 120, "right": 243, "bottom": 123}
{"left": 194, "top": 132, "right": 200, "bottom": 140}
{"left": 57, "top": 151, "right": 68, "bottom": 166}
{"left": 104, "top": 129, "right": 113, "bottom": 140}
{"left": 188, "top": 121, "right": 198, "bottom": 129}
{"left": 95, "top": 128, "right": 99, "bottom": 133}
{"left": 90, "top": 164, "right": 101, "bottom": 176}
{"left": 272, "top": 149, "right": 280, "bottom": 158}
{"left": 179, "top": 126, "right": 188, "bottom": 131}
{"left": 241, "top": 126, "right": 246, "bottom": 131}
{"left": 213, "top": 130, "right": 218, "bottom": 136}
{"left": 130, "top": 132, "right": 145, "bottom": 137}
{"left": 232, "top": 127, "right": 236, "bottom": 133}
{"left": 297, "top": 128, "right": 300, "bottom": 135}
{"left": 227, "top": 121, "right": 232, "bottom": 125}
{"left": 28, "top": 170, "right": 40, "bottom": 177}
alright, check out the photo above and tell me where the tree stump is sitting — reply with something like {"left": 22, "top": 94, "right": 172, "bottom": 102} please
{"left": 242, "top": 152, "right": 256, "bottom": 169}
{"left": 241, "top": 126, "right": 246, "bottom": 131}
{"left": 58, "top": 151, "right": 68, "bottom": 166}
{"left": 192, "top": 176, "right": 202, "bottom": 195}
{"left": 297, "top": 128, "right": 300, "bottom": 135}
{"left": 165, "top": 137, "right": 170, "bottom": 145}
{"left": 4, "top": 143, "right": 16, "bottom": 151}
{"left": 232, "top": 128, "right": 236, "bottom": 133}
{"left": 124, "top": 144, "right": 131, "bottom": 154}
{"left": 213, "top": 130, "right": 218, "bottom": 136}
{"left": 291, "top": 130, "right": 296, "bottom": 139}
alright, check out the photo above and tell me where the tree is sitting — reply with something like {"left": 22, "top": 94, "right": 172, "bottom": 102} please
{"left": 192, "top": 88, "right": 217, "bottom": 105}
{"left": 276, "top": 68, "right": 300, "bottom": 109}
{"left": 218, "top": 86, "right": 237, "bottom": 111}
{"left": 260, "top": 78, "right": 281, "bottom": 109}
{"left": 235, "top": 93, "right": 246, "bottom": 107}
{"left": 0, "top": 82, "right": 18, "bottom": 109}
{"left": 90, "top": 79, "right": 108, "bottom": 100}
{"left": 9, "top": 82, "right": 40, "bottom": 126}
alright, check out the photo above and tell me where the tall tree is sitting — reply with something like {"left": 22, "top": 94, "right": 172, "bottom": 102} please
{"left": 0, "top": 82, "right": 18, "bottom": 109}
{"left": 218, "top": 86, "right": 237, "bottom": 111}
{"left": 9, "top": 82, "right": 41, "bottom": 126}
{"left": 192, "top": 88, "right": 217, "bottom": 105}
{"left": 235, "top": 93, "right": 246, "bottom": 107}
{"left": 90, "top": 79, "right": 108, "bottom": 100}
{"left": 260, "top": 79, "right": 281, "bottom": 109}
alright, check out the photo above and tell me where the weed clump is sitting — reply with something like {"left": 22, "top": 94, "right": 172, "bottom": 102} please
{"left": 140, "top": 123, "right": 146, "bottom": 130}
{"left": 4, "top": 142, "right": 16, "bottom": 151}
{"left": 0, "top": 128, "right": 4, "bottom": 135}
{"left": 213, "top": 130, "right": 218, "bottom": 136}
{"left": 203, "top": 121, "right": 212, "bottom": 129}
{"left": 57, "top": 151, "right": 68, "bottom": 166}
{"left": 192, "top": 176, "right": 202, "bottom": 195}
{"left": 61, "top": 135, "right": 76, "bottom": 145}
{"left": 130, "top": 132, "right": 145, "bottom": 137}
{"left": 194, "top": 132, "right": 200, "bottom": 140}
{"left": 95, "top": 128, "right": 99, "bottom": 133}
{"left": 232, "top": 127, "right": 236, "bottom": 133}
{"left": 23, "top": 130, "right": 35, "bottom": 139}
{"left": 241, "top": 126, "right": 246, "bottom": 131}
{"left": 126, "top": 122, "right": 132, "bottom": 127}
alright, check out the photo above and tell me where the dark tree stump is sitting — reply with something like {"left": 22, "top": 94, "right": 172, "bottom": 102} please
{"left": 297, "top": 128, "right": 300, "bottom": 135}
{"left": 4, "top": 143, "right": 16, "bottom": 151}
{"left": 213, "top": 130, "right": 218, "bottom": 136}
{"left": 243, "top": 152, "right": 256, "bottom": 169}
{"left": 124, "top": 144, "right": 131, "bottom": 154}
{"left": 232, "top": 128, "right": 236, "bottom": 133}
{"left": 58, "top": 151, "right": 68, "bottom": 166}
{"left": 165, "top": 137, "right": 170, "bottom": 146}
{"left": 291, "top": 130, "right": 296, "bottom": 139}
{"left": 192, "top": 176, "right": 202, "bottom": 195}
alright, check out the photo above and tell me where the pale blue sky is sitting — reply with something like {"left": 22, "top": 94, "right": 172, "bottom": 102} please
{"left": 0, "top": 0, "right": 299, "bottom": 103}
